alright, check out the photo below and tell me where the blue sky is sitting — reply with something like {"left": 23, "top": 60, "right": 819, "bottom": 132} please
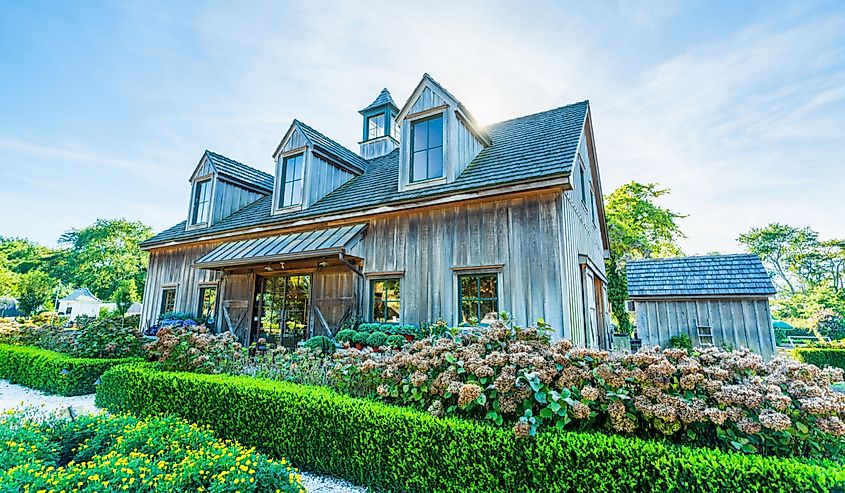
{"left": 1, "top": 0, "right": 843, "bottom": 253}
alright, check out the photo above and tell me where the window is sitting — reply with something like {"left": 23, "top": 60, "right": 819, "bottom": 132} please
{"left": 590, "top": 189, "right": 597, "bottom": 225}
{"left": 279, "top": 153, "right": 304, "bottom": 208}
{"left": 367, "top": 113, "right": 385, "bottom": 140}
{"left": 197, "top": 286, "right": 217, "bottom": 324}
{"left": 160, "top": 288, "right": 176, "bottom": 315}
{"left": 371, "top": 279, "right": 400, "bottom": 323}
{"left": 578, "top": 156, "right": 587, "bottom": 206}
{"left": 410, "top": 114, "right": 443, "bottom": 182}
{"left": 458, "top": 274, "right": 498, "bottom": 325}
{"left": 391, "top": 119, "right": 400, "bottom": 140}
{"left": 191, "top": 179, "right": 211, "bottom": 225}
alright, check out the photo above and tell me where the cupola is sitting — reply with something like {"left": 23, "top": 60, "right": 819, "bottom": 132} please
{"left": 358, "top": 88, "right": 400, "bottom": 160}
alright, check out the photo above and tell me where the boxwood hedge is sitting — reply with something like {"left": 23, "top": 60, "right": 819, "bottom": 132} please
{"left": 0, "top": 344, "right": 141, "bottom": 396}
{"left": 794, "top": 348, "right": 845, "bottom": 371}
{"left": 96, "top": 363, "right": 845, "bottom": 493}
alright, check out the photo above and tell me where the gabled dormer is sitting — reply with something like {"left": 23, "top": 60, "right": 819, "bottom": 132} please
{"left": 271, "top": 120, "right": 367, "bottom": 215}
{"left": 359, "top": 88, "right": 400, "bottom": 160}
{"left": 395, "top": 74, "right": 491, "bottom": 192}
{"left": 185, "top": 150, "right": 273, "bottom": 231}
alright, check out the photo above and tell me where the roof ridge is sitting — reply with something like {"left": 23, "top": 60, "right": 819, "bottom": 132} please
{"left": 204, "top": 149, "right": 273, "bottom": 179}
{"left": 485, "top": 100, "right": 589, "bottom": 129}
{"left": 630, "top": 253, "right": 758, "bottom": 263}
{"left": 293, "top": 119, "right": 368, "bottom": 169}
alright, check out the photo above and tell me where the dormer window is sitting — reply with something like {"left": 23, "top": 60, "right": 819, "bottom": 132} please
{"left": 410, "top": 114, "right": 443, "bottom": 182}
{"left": 190, "top": 179, "right": 211, "bottom": 225}
{"left": 366, "top": 113, "right": 385, "bottom": 140}
{"left": 279, "top": 153, "right": 304, "bottom": 208}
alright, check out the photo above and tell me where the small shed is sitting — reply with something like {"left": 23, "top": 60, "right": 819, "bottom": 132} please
{"left": 57, "top": 288, "right": 102, "bottom": 320}
{"left": 626, "top": 254, "right": 777, "bottom": 358}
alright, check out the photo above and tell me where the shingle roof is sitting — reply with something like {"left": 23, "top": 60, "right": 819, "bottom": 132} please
{"left": 142, "top": 101, "right": 589, "bottom": 248}
{"left": 626, "top": 254, "right": 776, "bottom": 298}
{"left": 294, "top": 120, "right": 369, "bottom": 171}
{"left": 205, "top": 150, "right": 273, "bottom": 192}
{"left": 360, "top": 88, "right": 398, "bottom": 113}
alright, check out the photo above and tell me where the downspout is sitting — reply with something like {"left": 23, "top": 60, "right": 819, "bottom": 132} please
{"left": 339, "top": 251, "right": 364, "bottom": 278}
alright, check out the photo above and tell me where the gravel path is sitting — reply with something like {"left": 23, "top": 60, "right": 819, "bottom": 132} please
{"left": 0, "top": 379, "right": 367, "bottom": 493}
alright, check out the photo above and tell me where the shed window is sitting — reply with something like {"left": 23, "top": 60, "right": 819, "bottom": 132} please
{"left": 198, "top": 286, "right": 217, "bottom": 324}
{"left": 458, "top": 274, "right": 498, "bottom": 325}
{"left": 410, "top": 114, "right": 443, "bottom": 182}
{"left": 367, "top": 113, "right": 385, "bottom": 140}
{"left": 160, "top": 288, "right": 176, "bottom": 315}
{"left": 191, "top": 179, "right": 211, "bottom": 225}
{"left": 371, "top": 279, "right": 400, "bottom": 323}
{"left": 279, "top": 153, "right": 304, "bottom": 208}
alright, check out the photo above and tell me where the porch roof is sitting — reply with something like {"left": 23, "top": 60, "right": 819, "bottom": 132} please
{"left": 194, "top": 223, "right": 366, "bottom": 269}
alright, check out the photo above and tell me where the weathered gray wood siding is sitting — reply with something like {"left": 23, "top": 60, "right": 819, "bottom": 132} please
{"left": 362, "top": 191, "right": 596, "bottom": 342}
{"left": 302, "top": 154, "right": 354, "bottom": 208}
{"left": 211, "top": 179, "right": 265, "bottom": 225}
{"left": 140, "top": 243, "right": 222, "bottom": 328}
{"left": 634, "top": 298, "right": 776, "bottom": 358}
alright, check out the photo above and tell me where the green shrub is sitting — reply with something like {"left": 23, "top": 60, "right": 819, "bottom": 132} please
{"left": 669, "top": 333, "right": 693, "bottom": 350}
{"left": 63, "top": 315, "right": 146, "bottom": 358}
{"left": 335, "top": 329, "right": 356, "bottom": 344}
{"left": 145, "top": 325, "right": 243, "bottom": 374}
{"left": 357, "top": 323, "right": 379, "bottom": 334}
{"left": 351, "top": 331, "right": 368, "bottom": 345}
{"left": 0, "top": 344, "right": 141, "bottom": 396}
{"left": 386, "top": 334, "right": 406, "bottom": 348}
{"left": 96, "top": 364, "right": 845, "bottom": 493}
{"left": 304, "top": 335, "right": 336, "bottom": 355}
{"left": 0, "top": 411, "right": 303, "bottom": 492}
{"left": 794, "top": 347, "right": 845, "bottom": 371}
{"left": 366, "top": 331, "right": 388, "bottom": 347}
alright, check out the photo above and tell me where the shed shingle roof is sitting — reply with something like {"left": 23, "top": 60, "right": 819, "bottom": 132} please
{"left": 626, "top": 254, "right": 776, "bottom": 298}
{"left": 142, "top": 101, "right": 589, "bottom": 248}
{"left": 205, "top": 150, "right": 274, "bottom": 192}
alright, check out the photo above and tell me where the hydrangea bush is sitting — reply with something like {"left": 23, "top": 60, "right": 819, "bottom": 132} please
{"left": 145, "top": 325, "right": 244, "bottom": 374}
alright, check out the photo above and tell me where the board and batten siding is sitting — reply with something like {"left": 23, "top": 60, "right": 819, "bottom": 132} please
{"left": 302, "top": 154, "right": 354, "bottom": 208}
{"left": 212, "top": 179, "right": 266, "bottom": 225}
{"left": 634, "top": 298, "right": 776, "bottom": 358}
{"left": 362, "top": 190, "right": 599, "bottom": 344}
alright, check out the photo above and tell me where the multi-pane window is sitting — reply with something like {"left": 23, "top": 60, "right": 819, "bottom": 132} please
{"left": 371, "top": 279, "right": 400, "bottom": 323}
{"left": 160, "top": 288, "right": 176, "bottom": 315}
{"left": 458, "top": 274, "right": 499, "bottom": 325}
{"left": 191, "top": 179, "right": 211, "bottom": 225}
{"left": 279, "top": 153, "right": 304, "bottom": 208}
{"left": 198, "top": 286, "right": 217, "bottom": 324}
{"left": 410, "top": 114, "right": 443, "bottom": 182}
{"left": 367, "top": 113, "right": 385, "bottom": 140}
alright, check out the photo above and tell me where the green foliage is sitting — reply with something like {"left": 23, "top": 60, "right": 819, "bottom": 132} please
{"left": 386, "top": 334, "right": 407, "bottom": 348}
{"left": 113, "top": 278, "right": 139, "bottom": 315}
{"left": 145, "top": 325, "right": 243, "bottom": 374}
{"left": 0, "top": 236, "right": 53, "bottom": 275}
{"left": 738, "top": 223, "right": 821, "bottom": 295}
{"left": 0, "top": 411, "right": 303, "bottom": 492}
{"left": 304, "top": 335, "right": 336, "bottom": 355}
{"left": 604, "top": 182, "right": 685, "bottom": 332}
{"left": 669, "top": 333, "right": 693, "bottom": 350}
{"left": 64, "top": 315, "right": 146, "bottom": 358}
{"left": 0, "top": 252, "right": 19, "bottom": 297}
{"left": 96, "top": 364, "right": 845, "bottom": 493}
{"left": 56, "top": 218, "right": 153, "bottom": 301}
{"left": 335, "top": 329, "right": 356, "bottom": 343}
{"left": 0, "top": 344, "right": 140, "bottom": 396}
{"left": 15, "top": 270, "right": 56, "bottom": 316}
{"left": 793, "top": 347, "right": 845, "bottom": 371}
{"left": 357, "top": 323, "right": 380, "bottom": 333}
{"left": 366, "top": 330, "right": 388, "bottom": 347}
{"left": 351, "top": 331, "right": 368, "bottom": 345}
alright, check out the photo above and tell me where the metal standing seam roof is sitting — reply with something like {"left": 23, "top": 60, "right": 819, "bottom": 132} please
{"left": 194, "top": 223, "right": 367, "bottom": 269}
{"left": 626, "top": 254, "right": 777, "bottom": 298}
{"left": 205, "top": 150, "right": 274, "bottom": 192}
{"left": 142, "top": 101, "right": 589, "bottom": 248}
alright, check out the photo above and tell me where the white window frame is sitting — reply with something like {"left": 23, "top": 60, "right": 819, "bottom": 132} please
{"left": 273, "top": 147, "right": 308, "bottom": 214}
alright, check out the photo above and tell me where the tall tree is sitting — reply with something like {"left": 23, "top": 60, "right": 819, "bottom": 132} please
{"left": 0, "top": 237, "right": 53, "bottom": 274}
{"left": 16, "top": 270, "right": 56, "bottom": 316}
{"left": 604, "top": 182, "right": 686, "bottom": 333}
{"left": 0, "top": 251, "right": 19, "bottom": 297}
{"left": 58, "top": 219, "right": 153, "bottom": 301}
{"left": 737, "top": 224, "right": 819, "bottom": 294}
{"left": 113, "top": 278, "right": 139, "bottom": 315}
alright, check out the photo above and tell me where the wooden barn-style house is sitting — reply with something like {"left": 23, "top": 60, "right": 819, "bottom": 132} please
{"left": 626, "top": 254, "right": 778, "bottom": 358}
{"left": 139, "top": 74, "right": 611, "bottom": 349}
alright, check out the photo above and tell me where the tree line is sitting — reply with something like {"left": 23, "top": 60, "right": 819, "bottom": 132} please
{"left": 0, "top": 219, "right": 153, "bottom": 316}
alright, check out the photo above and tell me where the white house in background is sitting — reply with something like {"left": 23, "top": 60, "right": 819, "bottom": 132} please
{"left": 126, "top": 302, "right": 143, "bottom": 316}
{"left": 57, "top": 288, "right": 102, "bottom": 320}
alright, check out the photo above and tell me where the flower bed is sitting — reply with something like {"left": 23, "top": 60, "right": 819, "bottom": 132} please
{"left": 794, "top": 347, "right": 845, "bottom": 371}
{"left": 96, "top": 363, "right": 845, "bottom": 493}
{"left": 0, "top": 316, "right": 146, "bottom": 359}
{"left": 0, "top": 344, "right": 141, "bottom": 396}
{"left": 0, "top": 410, "right": 303, "bottom": 492}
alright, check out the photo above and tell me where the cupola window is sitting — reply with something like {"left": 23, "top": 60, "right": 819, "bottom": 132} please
{"left": 367, "top": 113, "right": 386, "bottom": 140}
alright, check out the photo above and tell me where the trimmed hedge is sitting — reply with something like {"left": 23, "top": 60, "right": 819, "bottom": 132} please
{"left": 0, "top": 344, "right": 141, "bottom": 396}
{"left": 96, "top": 364, "right": 845, "bottom": 493}
{"left": 794, "top": 348, "right": 845, "bottom": 371}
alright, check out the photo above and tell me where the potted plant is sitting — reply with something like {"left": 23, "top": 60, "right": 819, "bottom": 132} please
{"left": 385, "top": 334, "right": 406, "bottom": 349}
{"left": 335, "top": 329, "right": 355, "bottom": 346}
{"left": 398, "top": 324, "right": 418, "bottom": 342}
{"left": 256, "top": 337, "right": 268, "bottom": 352}
{"left": 366, "top": 331, "right": 388, "bottom": 352}
{"left": 351, "top": 331, "right": 368, "bottom": 350}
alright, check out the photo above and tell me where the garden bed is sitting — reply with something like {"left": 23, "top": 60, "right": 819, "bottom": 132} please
{"left": 0, "top": 344, "right": 141, "bottom": 396}
{"left": 96, "top": 363, "right": 845, "bottom": 493}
